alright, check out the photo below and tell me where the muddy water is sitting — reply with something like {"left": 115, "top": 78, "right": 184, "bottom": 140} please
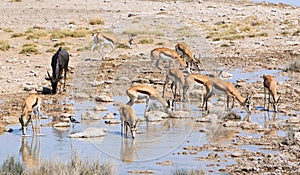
{"left": 0, "top": 99, "right": 290, "bottom": 174}
{"left": 0, "top": 67, "right": 292, "bottom": 174}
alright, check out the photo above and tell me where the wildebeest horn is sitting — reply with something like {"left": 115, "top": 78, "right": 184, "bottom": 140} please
{"left": 47, "top": 71, "right": 51, "bottom": 78}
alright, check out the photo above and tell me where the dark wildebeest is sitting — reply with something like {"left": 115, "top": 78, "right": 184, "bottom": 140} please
{"left": 45, "top": 47, "right": 69, "bottom": 94}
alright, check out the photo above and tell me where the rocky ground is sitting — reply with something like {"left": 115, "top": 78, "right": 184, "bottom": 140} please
{"left": 0, "top": 0, "right": 299, "bottom": 174}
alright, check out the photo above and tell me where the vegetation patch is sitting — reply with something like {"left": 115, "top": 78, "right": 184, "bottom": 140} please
{"left": 138, "top": 38, "right": 154, "bottom": 44}
{"left": 0, "top": 40, "right": 11, "bottom": 51}
{"left": 20, "top": 43, "right": 39, "bottom": 55}
{"left": 11, "top": 32, "right": 26, "bottom": 38}
{"left": 0, "top": 156, "right": 25, "bottom": 175}
{"left": 2, "top": 28, "right": 13, "bottom": 32}
{"left": 203, "top": 15, "right": 269, "bottom": 41}
{"left": 89, "top": 18, "right": 105, "bottom": 25}
{"left": 50, "top": 28, "right": 90, "bottom": 39}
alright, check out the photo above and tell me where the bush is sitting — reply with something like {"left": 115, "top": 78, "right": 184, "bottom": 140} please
{"left": 89, "top": 18, "right": 105, "bottom": 25}
{"left": 20, "top": 43, "right": 39, "bottom": 55}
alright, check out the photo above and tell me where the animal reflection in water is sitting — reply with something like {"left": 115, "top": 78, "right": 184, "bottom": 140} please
{"left": 263, "top": 112, "right": 278, "bottom": 136}
{"left": 204, "top": 122, "right": 238, "bottom": 144}
{"left": 19, "top": 132, "right": 41, "bottom": 170}
{"left": 120, "top": 139, "right": 137, "bottom": 163}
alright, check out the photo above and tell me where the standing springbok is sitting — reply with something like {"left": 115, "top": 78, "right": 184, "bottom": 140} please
{"left": 203, "top": 78, "right": 251, "bottom": 114}
{"left": 45, "top": 47, "right": 69, "bottom": 94}
{"left": 162, "top": 67, "right": 185, "bottom": 102}
{"left": 91, "top": 32, "right": 133, "bottom": 55}
{"left": 114, "top": 102, "right": 138, "bottom": 139}
{"left": 175, "top": 42, "right": 202, "bottom": 73}
{"left": 183, "top": 74, "right": 210, "bottom": 106}
{"left": 126, "top": 85, "right": 173, "bottom": 116}
{"left": 151, "top": 47, "right": 187, "bottom": 72}
{"left": 19, "top": 94, "right": 41, "bottom": 136}
{"left": 263, "top": 74, "right": 280, "bottom": 112}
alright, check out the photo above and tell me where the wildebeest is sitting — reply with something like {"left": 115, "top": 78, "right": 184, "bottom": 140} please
{"left": 45, "top": 47, "right": 69, "bottom": 94}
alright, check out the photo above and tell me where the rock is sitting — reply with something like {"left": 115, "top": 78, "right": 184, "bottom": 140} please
{"left": 104, "top": 119, "right": 121, "bottom": 124}
{"left": 231, "top": 152, "right": 243, "bottom": 157}
{"left": 172, "top": 110, "right": 190, "bottom": 118}
{"left": 286, "top": 117, "right": 300, "bottom": 124}
{"left": 53, "top": 122, "right": 70, "bottom": 127}
{"left": 93, "top": 105, "right": 108, "bottom": 111}
{"left": 69, "top": 127, "right": 106, "bottom": 138}
{"left": 103, "top": 113, "right": 115, "bottom": 119}
{"left": 196, "top": 114, "right": 218, "bottom": 122}
{"left": 145, "top": 111, "right": 167, "bottom": 121}
{"left": 81, "top": 111, "right": 101, "bottom": 120}
{"left": 156, "top": 160, "right": 173, "bottom": 166}
{"left": 95, "top": 95, "right": 114, "bottom": 102}
{"left": 294, "top": 132, "right": 300, "bottom": 144}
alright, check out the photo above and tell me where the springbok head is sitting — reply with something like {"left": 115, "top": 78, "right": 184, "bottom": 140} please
{"left": 128, "top": 120, "right": 138, "bottom": 139}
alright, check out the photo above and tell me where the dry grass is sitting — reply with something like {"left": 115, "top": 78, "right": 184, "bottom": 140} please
{"left": 50, "top": 28, "right": 90, "bottom": 39}
{"left": 0, "top": 153, "right": 115, "bottom": 175}
{"left": 138, "top": 38, "right": 154, "bottom": 44}
{"left": 0, "top": 40, "right": 11, "bottom": 51}
{"left": 19, "top": 43, "right": 39, "bottom": 55}
{"left": 89, "top": 18, "right": 105, "bottom": 25}
{"left": 2, "top": 28, "right": 13, "bottom": 32}
{"left": 203, "top": 15, "right": 269, "bottom": 41}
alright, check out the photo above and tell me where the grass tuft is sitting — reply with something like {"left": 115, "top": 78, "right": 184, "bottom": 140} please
{"left": 20, "top": 43, "right": 39, "bottom": 55}
{"left": 89, "top": 18, "right": 105, "bottom": 25}
{"left": 0, "top": 40, "right": 11, "bottom": 51}
{"left": 0, "top": 156, "right": 25, "bottom": 175}
{"left": 138, "top": 38, "right": 154, "bottom": 44}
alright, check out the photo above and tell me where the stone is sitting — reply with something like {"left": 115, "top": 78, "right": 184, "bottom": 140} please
{"left": 81, "top": 111, "right": 101, "bottom": 120}
{"left": 95, "top": 95, "right": 114, "bottom": 102}
{"left": 103, "top": 112, "right": 115, "bottom": 119}
{"left": 93, "top": 105, "right": 108, "bottom": 111}
{"left": 104, "top": 119, "right": 121, "bottom": 124}
{"left": 68, "top": 127, "right": 106, "bottom": 138}
{"left": 145, "top": 111, "right": 167, "bottom": 121}
{"left": 172, "top": 110, "right": 190, "bottom": 118}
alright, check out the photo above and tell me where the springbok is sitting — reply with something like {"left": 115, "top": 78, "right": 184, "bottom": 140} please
{"left": 126, "top": 85, "right": 173, "bottom": 116}
{"left": 114, "top": 102, "right": 138, "bottom": 139}
{"left": 162, "top": 67, "right": 185, "bottom": 101}
{"left": 203, "top": 78, "right": 251, "bottom": 114}
{"left": 263, "top": 74, "right": 280, "bottom": 112}
{"left": 175, "top": 42, "right": 202, "bottom": 73}
{"left": 19, "top": 94, "right": 41, "bottom": 136}
{"left": 183, "top": 74, "right": 210, "bottom": 106}
{"left": 91, "top": 32, "right": 133, "bottom": 55}
{"left": 45, "top": 47, "right": 69, "bottom": 94}
{"left": 151, "top": 47, "right": 187, "bottom": 72}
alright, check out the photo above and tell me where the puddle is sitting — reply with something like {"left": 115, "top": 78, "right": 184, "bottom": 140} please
{"left": 0, "top": 95, "right": 292, "bottom": 174}
{"left": 229, "top": 68, "right": 288, "bottom": 83}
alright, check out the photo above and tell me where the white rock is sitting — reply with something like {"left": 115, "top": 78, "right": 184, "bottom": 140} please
{"left": 172, "top": 110, "right": 190, "bottom": 118}
{"left": 69, "top": 127, "right": 106, "bottom": 138}
{"left": 81, "top": 111, "right": 101, "bottom": 120}
{"left": 95, "top": 95, "right": 114, "bottom": 102}
{"left": 145, "top": 111, "right": 167, "bottom": 121}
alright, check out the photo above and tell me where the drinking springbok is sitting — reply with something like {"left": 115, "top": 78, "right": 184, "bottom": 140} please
{"left": 175, "top": 42, "right": 202, "bottom": 73}
{"left": 19, "top": 94, "right": 41, "bottom": 136}
{"left": 126, "top": 85, "right": 173, "bottom": 116}
{"left": 114, "top": 102, "right": 138, "bottom": 139}
{"left": 263, "top": 74, "right": 280, "bottom": 112}
{"left": 203, "top": 78, "right": 251, "bottom": 114}
{"left": 45, "top": 47, "right": 69, "bottom": 94}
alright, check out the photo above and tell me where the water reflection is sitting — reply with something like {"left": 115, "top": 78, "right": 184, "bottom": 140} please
{"left": 120, "top": 139, "right": 137, "bottom": 163}
{"left": 19, "top": 132, "right": 41, "bottom": 170}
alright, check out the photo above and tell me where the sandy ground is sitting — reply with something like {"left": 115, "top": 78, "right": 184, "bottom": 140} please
{"left": 0, "top": 0, "right": 299, "bottom": 173}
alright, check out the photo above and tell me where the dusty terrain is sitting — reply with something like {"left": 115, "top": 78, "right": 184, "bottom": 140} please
{"left": 0, "top": 0, "right": 299, "bottom": 174}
